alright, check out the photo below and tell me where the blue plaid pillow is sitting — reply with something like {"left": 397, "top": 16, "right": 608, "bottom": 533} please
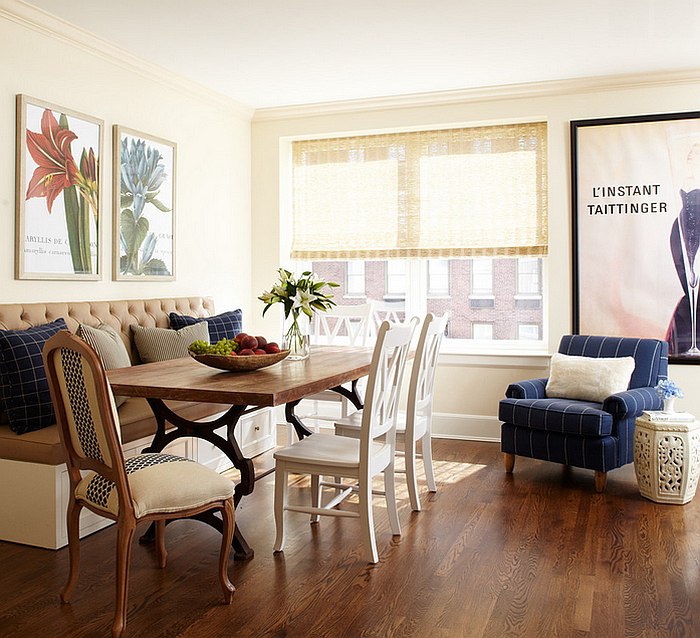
{"left": 169, "top": 309, "right": 243, "bottom": 343}
{"left": 0, "top": 318, "right": 68, "bottom": 434}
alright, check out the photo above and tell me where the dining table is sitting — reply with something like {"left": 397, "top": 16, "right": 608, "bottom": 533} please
{"left": 107, "top": 345, "right": 372, "bottom": 560}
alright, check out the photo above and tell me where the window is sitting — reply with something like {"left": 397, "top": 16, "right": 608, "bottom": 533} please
{"left": 472, "top": 323, "right": 494, "bottom": 340}
{"left": 346, "top": 261, "right": 365, "bottom": 296}
{"left": 386, "top": 260, "right": 406, "bottom": 297}
{"left": 471, "top": 259, "right": 493, "bottom": 296}
{"left": 518, "top": 323, "right": 540, "bottom": 340}
{"left": 517, "top": 258, "right": 540, "bottom": 295}
{"left": 293, "top": 122, "right": 548, "bottom": 348}
{"left": 428, "top": 259, "right": 449, "bottom": 296}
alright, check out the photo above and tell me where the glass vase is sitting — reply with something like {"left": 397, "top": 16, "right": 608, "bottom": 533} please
{"left": 284, "top": 312, "right": 310, "bottom": 361}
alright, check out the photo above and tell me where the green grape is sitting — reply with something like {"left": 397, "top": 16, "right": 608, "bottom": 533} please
{"left": 189, "top": 340, "right": 209, "bottom": 355}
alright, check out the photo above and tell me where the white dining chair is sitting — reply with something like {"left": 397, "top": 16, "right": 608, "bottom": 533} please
{"left": 291, "top": 302, "right": 375, "bottom": 440}
{"left": 334, "top": 312, "right": 449, "bottom": 511}
{"left": 273, "top": 318, "right": 418, "bottom": 564}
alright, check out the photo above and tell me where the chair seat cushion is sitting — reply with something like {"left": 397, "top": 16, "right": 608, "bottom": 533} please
{"left": 498, "top": 397, "right": 613, "bottom": 437}
{"left": 274, "top": 433, "right": 389, "bottom": 469}
{"left": 76, "top": 453, "right": 234, "bottom": 518}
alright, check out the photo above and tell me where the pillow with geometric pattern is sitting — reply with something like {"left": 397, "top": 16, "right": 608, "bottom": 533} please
{"left": 169, "top": 309, "right": 242, "bottom": 343}
{"left": 0, "top": 318, "right": 68, "bottom": 434}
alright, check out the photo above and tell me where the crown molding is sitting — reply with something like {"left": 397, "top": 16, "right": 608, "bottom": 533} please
{"left": 0, "top": 0, "right": 254, "bottom": 119}
{"left": 252, "top": 68, "right": 700, "bottom": 123}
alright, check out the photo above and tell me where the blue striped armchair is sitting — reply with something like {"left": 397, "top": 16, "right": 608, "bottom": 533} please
{"left": 499, "top": 335, "right": 669, "bottom": 492}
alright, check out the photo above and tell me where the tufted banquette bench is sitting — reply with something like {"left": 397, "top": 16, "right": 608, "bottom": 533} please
{"left": 0, "top": 297, "right": 268, "bottom": 549}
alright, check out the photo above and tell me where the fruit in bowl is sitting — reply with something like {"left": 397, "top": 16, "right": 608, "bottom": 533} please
{"left": 188, "top": 333, "right": 289, "bottom": 371}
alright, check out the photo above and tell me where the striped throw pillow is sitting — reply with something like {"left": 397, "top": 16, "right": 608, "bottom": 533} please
{"left": 132, "top": 322, "right": 209, "bottom": 363}
{"left": 77, "top": 323, "right": 131, "bottom": 407}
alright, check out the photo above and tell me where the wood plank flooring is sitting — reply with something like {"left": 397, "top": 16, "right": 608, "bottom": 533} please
{"left": 1, "top": 439, "right": 698, "bottom": 637}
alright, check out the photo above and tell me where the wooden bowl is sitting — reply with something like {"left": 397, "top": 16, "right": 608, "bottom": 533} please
{"left": 188, "top": 349, "right": 290, "bottom": 372}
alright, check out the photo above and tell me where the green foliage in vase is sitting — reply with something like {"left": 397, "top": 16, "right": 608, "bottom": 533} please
{"left": 119, "top": 138, "right": 171, "bottom": 276}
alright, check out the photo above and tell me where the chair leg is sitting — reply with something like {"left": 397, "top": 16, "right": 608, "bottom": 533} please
{"left": 405, "top": 438, "right": 421, "bottom": 512}
{"left": 61, "top": 499, "right": 82, "bottom": 604}
{"left": 113, "top": 518, "right": 136, "bottom": 638}
{"left": 358, "top": 478, "right": 379, "bottom": 564}
{"left": 384, "top": 463, "right": 401, "bottom": 537}
{"left": 422, "top": 434, "right": 437, "bottom": 493}
{"left": 219, "top": 498, "right": 235, "bottom": 604}
{"left": 594, "top": 470, "right": 607, "bottom": 493}
{"left": 273, "top": 467, "right": 287, "bottom": 552}
{"left": 504, "top": 453, "right": 515, "bottom": 473}
{"left": 155, "top": 520, "right": 167, "bottom": 569}
{"left": 310, "top": 474, "right": 321, "bottom": 523}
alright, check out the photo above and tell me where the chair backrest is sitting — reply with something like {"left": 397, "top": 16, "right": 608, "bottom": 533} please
{"left": 43, "top": 331, "right": 133, "bottom": 512}
{"left": 558, "top": 335, "right": 669, "bottom": 389}
{"left": 312, "top": 302, "right": 375, "bottom": 346}
{"left": 406, "top": 312, "right": 449, "bottom": 441}
{"left": 359, "top": 318, "right": 418, "bottom": 469}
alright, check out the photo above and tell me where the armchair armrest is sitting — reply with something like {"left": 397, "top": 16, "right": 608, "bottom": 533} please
{"left": 505, "top": 378, "right": 548, "bottom": 400}
{"left": 602, "top": 387, "right": 662, "bottom": 419}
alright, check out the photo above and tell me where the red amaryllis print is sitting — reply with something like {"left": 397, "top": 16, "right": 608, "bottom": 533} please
{"left": 25, "top": 109, "right": 80, "bottom": 213}
{"left": 22, "top": 102, "right": 100, "bottom": 276}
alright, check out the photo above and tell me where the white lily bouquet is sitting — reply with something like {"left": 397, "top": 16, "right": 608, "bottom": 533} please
{"left": 259, "top": 269, "right": 338, "bottom": 359}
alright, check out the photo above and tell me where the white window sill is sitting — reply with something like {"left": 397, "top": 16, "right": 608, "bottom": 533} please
{"left": 439, "top": 342, "right": 551, "bottom": 369}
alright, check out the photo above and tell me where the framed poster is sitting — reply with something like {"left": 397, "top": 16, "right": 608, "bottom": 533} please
{"left": 15, "top": 95, "right": 102, "bottom": 280}
{"left": 113, "top": 126, "right": 176, "bottom": 281}
{"left": 571, "top": 111, "right": 700, "bottom": 363}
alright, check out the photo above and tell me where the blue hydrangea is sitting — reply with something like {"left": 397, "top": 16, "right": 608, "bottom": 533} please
{"left": 655, "top": 379, "right": 684, "bottom": 400}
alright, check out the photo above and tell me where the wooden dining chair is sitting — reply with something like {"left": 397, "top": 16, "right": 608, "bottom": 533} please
{"left": 273, "top": 318, "right": 418, "bottom": 564}
{"left": 334, "top": 312, "right": 449, "bottom": 511}
{"left": 43, "top": 331, "right": 236, "bottom": 638}
{"left": 292, "top": 302, "right": 375, "bottom": 441}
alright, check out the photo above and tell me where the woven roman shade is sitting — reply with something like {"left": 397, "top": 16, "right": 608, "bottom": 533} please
{"left": 291, "top": 122, "right": 548, "bottom": 260}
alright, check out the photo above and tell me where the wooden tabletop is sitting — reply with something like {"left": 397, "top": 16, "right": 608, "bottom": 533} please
{"left": 107, "top": 345, "right": 373, "bottom": 407}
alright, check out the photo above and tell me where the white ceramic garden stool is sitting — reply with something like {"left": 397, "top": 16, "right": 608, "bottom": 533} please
{"left": 634, "top": 414, "right": 700, "bottom": 504}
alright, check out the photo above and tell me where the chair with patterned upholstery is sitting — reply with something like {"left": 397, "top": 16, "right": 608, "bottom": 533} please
{"left": 499, "top": 335, "right": 668, "bottom": 492}
{"left": 43, "top": 331, "right": 236, "bottom": 638}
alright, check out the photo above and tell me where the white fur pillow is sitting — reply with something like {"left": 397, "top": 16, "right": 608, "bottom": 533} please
{"left": 545, "top": 353, "right": 635, "bottom": 403}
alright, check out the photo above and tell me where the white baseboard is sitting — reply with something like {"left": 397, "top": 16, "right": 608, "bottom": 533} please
{"left": 426, "top": 412, "right": 501, "bottom": 442}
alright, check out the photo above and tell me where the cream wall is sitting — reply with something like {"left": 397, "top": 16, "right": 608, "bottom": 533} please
{"left": 0, "top": 4, "right": 252, "bottom": 314}
{"left": 251, "top": 74, "right": 700, "bottom": 438}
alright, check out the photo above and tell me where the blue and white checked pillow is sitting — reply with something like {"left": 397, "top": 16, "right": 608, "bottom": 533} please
{"left": 0, "top": 318, "right": 67, "bottom": 434}
{"left": 169, "top": 309, "right": 243, "bottom": 343}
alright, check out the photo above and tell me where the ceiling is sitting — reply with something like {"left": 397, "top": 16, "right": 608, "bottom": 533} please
{"left": 24, "top": 0, "right": 700, "bottom": 110}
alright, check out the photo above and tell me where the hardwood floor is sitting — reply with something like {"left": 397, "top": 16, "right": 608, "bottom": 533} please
{"left": 1, "top": 438, "right": 699, "bottom": 637}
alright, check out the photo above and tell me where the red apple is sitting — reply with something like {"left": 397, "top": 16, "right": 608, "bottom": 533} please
{"left": 228, "top": 351, "right": 238, "bottom": 356}
{"left": 254, "top": 349, "right": 266, "bottom": 355}
{"left": 255, "top": 335, "right": 268, "bottom": 349}
{"left": 241, "top": 334, "right": 258, "bottom": 350}
{"left": 238, "top": 348, "right": 255, "bottom": 356}
{"left": 234, "top": 332, "right": 247, "bottom": 344}
{"left": 264, "top": 342, "right": 280, "bottom": 354}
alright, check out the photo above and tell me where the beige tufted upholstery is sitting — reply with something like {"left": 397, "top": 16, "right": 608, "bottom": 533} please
{"left": 0, "top": 297, "right": 227, "bottom": 465}
{"left": 0, "top": 296, "right": 215, "bottom": 364}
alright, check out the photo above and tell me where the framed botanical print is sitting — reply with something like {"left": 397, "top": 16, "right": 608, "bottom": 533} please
{"left": 113, "top": 126, "right": 176, "bottom": 281}
{"left": 16, "top": 95, "right": 102, "bottom": 280}
{"left": 571, "top": 110, "right": 700, "bottom": 363}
